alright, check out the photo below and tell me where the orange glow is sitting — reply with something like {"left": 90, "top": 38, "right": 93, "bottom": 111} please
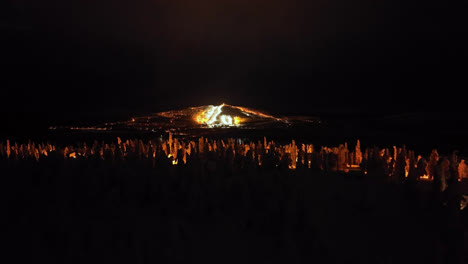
{"left": 233, "top": 116, "right": 243, "bottom": 125}
{"left": 195, "top": 111, "right": 209, "bottom": 123}
{"left": 194, "top": 104, "right": 223, "bottom": 125}
{"left": 420, "top": 174, "right": 431, "bottom": 181}
{"left": 231, "top": 105, "right": 283, "bottom": 121}
{"left": 167, "top": 154, "right": 178, "bottom": 165}
{"left": 195, "top": 111, "right": 206, "bottom": 123}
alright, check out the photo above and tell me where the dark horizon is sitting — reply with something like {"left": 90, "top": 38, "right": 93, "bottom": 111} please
{"left": 2, "top": 0, "right": 467, "bottom": 129}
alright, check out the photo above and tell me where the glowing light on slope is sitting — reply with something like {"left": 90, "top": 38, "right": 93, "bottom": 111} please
{"left": 231, "top": 105, "right": 285, "bottom": 122}
{"left": 234, "top": 116, "right": 243, "bottom": 125}
{"left": 220, "top": 115, "right": 232, "bottom": 125}
{"left": 206, "top": 105, "right": 223, "bottom": 125}
{"left": 194, "top": 104, "right": 242, "bottom": 127}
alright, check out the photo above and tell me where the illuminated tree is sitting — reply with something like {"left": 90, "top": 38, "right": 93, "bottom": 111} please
{"left": 355, "top": 140, "right": 362, "bottom": 165}
{"left": 426, "top": 149, "right": 439, "bottom": 180}
{"left": 458, "top": 160, "right": 467, "bottom": 179}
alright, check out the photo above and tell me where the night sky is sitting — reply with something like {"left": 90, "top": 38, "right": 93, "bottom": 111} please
{"left": 1, "top": 0, "right": 466, "bottom": 130}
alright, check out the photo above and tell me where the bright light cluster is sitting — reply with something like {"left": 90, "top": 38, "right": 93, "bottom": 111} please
{"left": 194, "top": 104, "right": 242, "bottom": 127}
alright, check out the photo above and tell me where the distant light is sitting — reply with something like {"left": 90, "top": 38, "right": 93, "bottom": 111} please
{"left": 220, "top": 115, "right": 232, "bottom": 125}
{"left": 194, "top": 104, "right": 241, "bottom": 127}
{"left": 206, "top": 105, "right": 223, "bottom": 125}
{"left": 233, "top": 116, "right": 243, "bottom": 125}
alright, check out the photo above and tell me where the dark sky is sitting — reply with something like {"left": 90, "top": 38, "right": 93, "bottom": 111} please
{"left": 1, "top": 0, "right": 466, "bottom": 127}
